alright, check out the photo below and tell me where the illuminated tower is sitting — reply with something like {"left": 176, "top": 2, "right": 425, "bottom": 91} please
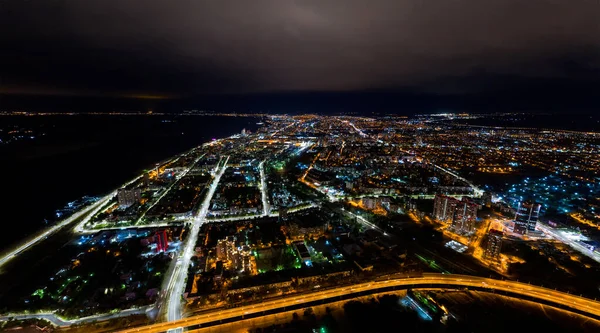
{"left": 453, "top": 198, "right": 478, "bottom": 233}
{"left": 216, "top": 237, "right": 236, "bottom": 261}
{"left": 433, "top": 194, "right": 458, "bottom": 224}
{"left": 216, "top": 239, "right": 228, "bottom": 260}
{"left": 155, "top": 230, "right": 169, "bottom": 252}
{"left": 513, "top": 201, "right": 541, "bottom": 234}
{"left": 485, "top": 229, "right": 503, "bottom": 260}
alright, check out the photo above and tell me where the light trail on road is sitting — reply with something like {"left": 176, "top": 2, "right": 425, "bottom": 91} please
{"left": 300, "top": 151, "right": 319, "bottom": 182}
{"left": 76, "top": 222, "right": 176, "bottom": 234}
{"left": 270, "top": 120, "right": 298, "bottom": 137}
{"left": 432, "top": 164, "right": 483, "bottom": 196}
{"left": 537, "top": 223, "right": 600, "bottom": 264}
{"left": 118, "top": 273, "right": 600, "bottom": 333}
{"left": 341, "top": 208, "right": 387, "bottom": 235}
{"left": 205, "top": 203, "right": 317, "bottom": 223}
{"left": 164, "top": 156, "right": 229, "bottom": 323}
{"left": 343, "top": 120, "right": 368, "bottom": 138}
{"left": 259, "top": 160, "right": 270, "bottom": 216}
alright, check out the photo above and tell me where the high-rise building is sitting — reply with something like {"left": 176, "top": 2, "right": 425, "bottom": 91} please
{"left": 117, "top": 188, "right": 141, "bottom": 208}
{"left": 232, "top": 245, "right": 252, "bottom": 272}
{"left": 434, "top": 195, "right": 477, "bottom": 233}
{"left": 216, "top": 236, "right": 236, "bottom": 261}
{"left": 216, "top": 240, "right": 227, "bottom": 260}
{"left": 485, "top": 229, "right": 503, "bottom": 260}
{"left": 513, "top": 201, "right": 542, "bottom": 234}
{"left": 155, "top": 230, "right": 169, "bottom": 252}
{"left": 453, "top": 198, "right": 478, "bottom": 233}
{"left": 217, "top": 237, "right": 253, "bottom": 273}
{"left": 433, "top": 194, "right": 458, "bottom": 224}
{"left": 241, "top": 252, "right": 252, "bottom": 272}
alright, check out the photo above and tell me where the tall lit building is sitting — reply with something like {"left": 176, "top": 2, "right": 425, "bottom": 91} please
{"left": 433, "top": 195, "right": 477, "bottom": 232}
{"left": 155, "top": 230, "right": 169, "bottom": 253}
{"left": 216, "top": 240, "right": 227, "bottom": 260}
{"left": 233, "top": 245, "right": 252, "bottom": 272}
{"left": 117, "top": 188, "right": 141, "bottom": 208}
{"left": 241, "top": 252, "right": 252, "bottom": 272}
{"left": 453, "top": 198, "right": 478, "bottom": 233}
{"left": 485, "top": 229, "right": 503, "bottom": 260}
{"left": 217, "top": 237, "right": 253, "bottom": 273}
{"left": 231, "top": 251, "right": 241, "bottom": 270}
{"left": 216, "top": 236, "right": 236, "bottom": 261}
{"left": 433, "top": 194, "right": 458, "bottom": 224}
{"left": 513, "top": 201, "right": 542, "bottom": 234}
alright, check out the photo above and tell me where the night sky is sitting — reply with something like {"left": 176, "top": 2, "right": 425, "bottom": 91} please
{"left": 1, "top": 0, "right": 599, "bottom": 113}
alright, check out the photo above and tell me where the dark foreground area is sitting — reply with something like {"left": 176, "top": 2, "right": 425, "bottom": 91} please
{"left": 252, "top": 291, "right": 600, "bottom": 333}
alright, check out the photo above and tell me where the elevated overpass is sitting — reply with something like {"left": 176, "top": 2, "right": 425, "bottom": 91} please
{"left": 118, "top": 273, "right": 600, "bottom": 333}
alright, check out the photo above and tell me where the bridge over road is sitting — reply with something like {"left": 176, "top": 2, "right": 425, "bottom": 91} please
{"left": 118, "top": 273, "right": 600, "bottom": 333}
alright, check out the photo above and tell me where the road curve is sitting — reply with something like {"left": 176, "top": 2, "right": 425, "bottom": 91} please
{"left": 0, "top": 192, "right": 115, "bottom": 269}
{"left": 118, "top": 273, "right": 600, "bottom": 333}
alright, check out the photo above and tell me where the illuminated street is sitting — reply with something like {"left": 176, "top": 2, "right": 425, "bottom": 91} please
{"left": 2, "top": 3, "right": 600, "bottom": 332}
{"left": 164, "top": 156, "right": 229, "bottom": 322}
{"left": 135, "top": 154, "right": 206, "bottom": 225}
{"left": 340, "top": 208, "right": 387, "bottom": 235}
{"left": 259, "top": 160, "right": 270, "bottom": 216}
{"left": 1, "top": 114, "right": 600, "bottom": 332}
{"left": 118, "top": 273, "right": 600, "bottom": 333}
{"left": 537, "top": 223, "right": 600, "bottom": 264}
{"left": 0, "top": 172, "right": 144, "bottom": 269}
{"left": 0, "top": 195, "right": 108, "bottom": 269}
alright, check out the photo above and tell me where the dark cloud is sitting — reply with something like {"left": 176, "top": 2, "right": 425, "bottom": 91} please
{"left": 1, "top": 0, "right": 599, "bottom": 107}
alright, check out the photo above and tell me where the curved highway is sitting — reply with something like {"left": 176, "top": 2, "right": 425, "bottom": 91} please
{"left": 118, "top": 273, "right": 600, "bottom": 333}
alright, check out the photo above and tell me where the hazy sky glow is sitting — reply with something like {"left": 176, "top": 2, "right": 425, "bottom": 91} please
{"left": 1, "top": 0, "right": 599, "bottom": 110}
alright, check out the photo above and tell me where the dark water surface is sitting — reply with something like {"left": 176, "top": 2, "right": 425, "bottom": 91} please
{"left": 0, "top": 115, "right": 259, "bottom": 251}
{"left": 446, "top": 114, "right": 600, "bottom": 132}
